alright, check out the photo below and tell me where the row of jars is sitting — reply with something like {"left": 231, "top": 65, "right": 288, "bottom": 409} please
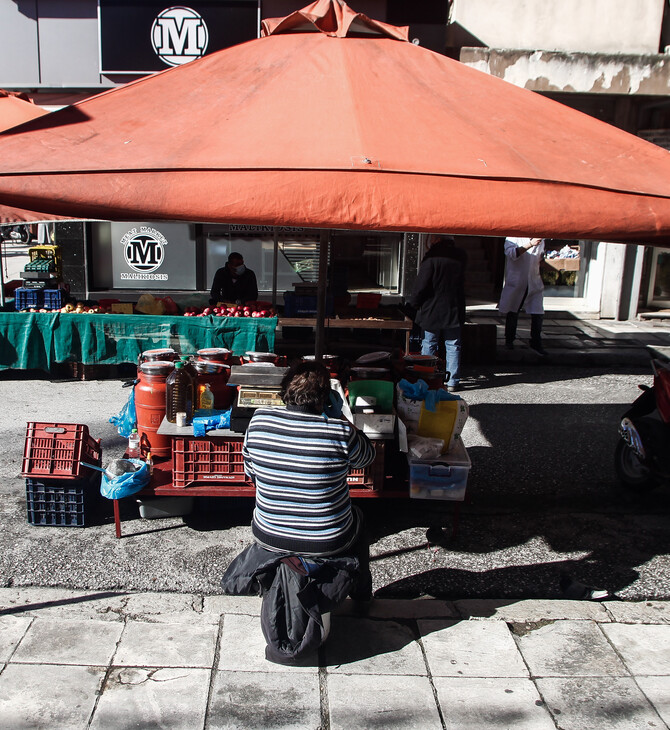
{"left": 135, "top": 347, "right": 235, "bottom": 457}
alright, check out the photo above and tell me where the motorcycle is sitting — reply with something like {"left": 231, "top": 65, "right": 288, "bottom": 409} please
{"left": 615, "top": 357, "right": 670, "bottom": 492}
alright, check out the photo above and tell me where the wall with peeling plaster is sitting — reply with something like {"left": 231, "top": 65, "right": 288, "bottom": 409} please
{"left": 460, "top": 49, "right": 670, "bottom": 96}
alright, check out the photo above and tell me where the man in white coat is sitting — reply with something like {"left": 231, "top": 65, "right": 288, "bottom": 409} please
{"left": 498, "top": 237, "right": 547, "bottom": 356}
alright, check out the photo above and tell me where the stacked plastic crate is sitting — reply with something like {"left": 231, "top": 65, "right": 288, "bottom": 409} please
{"left": 14, "top": 245, "right": 65, "bottom": 311}
{"left": 21, "top": 422, "right": 103, "bottom": 526}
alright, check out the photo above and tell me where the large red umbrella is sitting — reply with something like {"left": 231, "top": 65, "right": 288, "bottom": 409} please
{"left": 1, "top": 0, "right": 670, "bottom": 244}
{"left": 0, "top": 90, "right": 47, "bottom": 132}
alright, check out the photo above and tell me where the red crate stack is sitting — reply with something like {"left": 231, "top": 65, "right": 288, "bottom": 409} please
{"left": 22, "top": 422, "right": 102, "bottom": 479}
{"left": 172, "top": 437, "right": 249, "bottom": 488}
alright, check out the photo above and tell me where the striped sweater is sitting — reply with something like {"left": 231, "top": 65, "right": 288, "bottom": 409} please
{"left": 243, "top": 405, "right": 375, "bottom": 555}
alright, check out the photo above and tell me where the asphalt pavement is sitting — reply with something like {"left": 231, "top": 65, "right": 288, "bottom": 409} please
{"left": 0, "top": 308, "right": 669, "bottom": 727}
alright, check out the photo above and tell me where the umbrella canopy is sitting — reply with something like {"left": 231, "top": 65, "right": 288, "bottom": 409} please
{"left": 0, "top": 90, "right": 48, "bottom": 133}
{"left": 1, "top": 0, "right": 670, "bottom": 243}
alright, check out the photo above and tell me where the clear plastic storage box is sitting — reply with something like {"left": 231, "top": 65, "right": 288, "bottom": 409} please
{"left": 408, "top": 439, "right": 471, "bottom": 501}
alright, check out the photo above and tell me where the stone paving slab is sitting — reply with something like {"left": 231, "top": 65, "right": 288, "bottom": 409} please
{"left": 514, "top": 620, "right": 628, "bottom": 677}
{"left": 0, "top": 662, "right": 104, "bottom": 729}
{"left": 636, "top": 676, "right": 670, "bottom": 727}
{"left": 209, "top": 670, "right": 321, "bottom": 729}
{"left": 114, "top": 621, "right": 218, "bottom": 668}
{"left": 418, "top": 619, "right": 529, "bottom": 678}
{"left": 218, "top": 613, "right": 318, "bottom": 673}
{"left": 0, "top": 587, "right": 131, "bottom": 621}
{"left": 455, "top": 598, "right": 610, "bottom": 622}
{"left": 433, "top": 677, "right": 555, "bottom": 730}
{"left": 0, "top": 615, "right": 32, "bottom": 661}
{"left": 204, "top": 595, "right": 262, "bottom": 617}
{"left": 11, "top": 618, "right": 123, "bottom": 666}
{"left": 601, "top": 623, "right": 670, "bottom": 675}
{"left": 90, "top": 667, "right": 210, "bottom": 730}
{"left": 335, "top": 597, "right": 459, "bottom": 620}
{"left": 327, "top": 673, "right": 441, "bottom": 730}
{"left": 605, "top": 601, "right": 670, "bottom": 624}
{"left": 535, "top": 676, "right": 666, "bottom": 729}
{"left": 323, "top": 617, "right": 426, "bottom": 675}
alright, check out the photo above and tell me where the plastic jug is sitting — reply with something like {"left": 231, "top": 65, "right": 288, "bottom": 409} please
{"left": 166, "top": 360, "right": 194, "bottom": 424}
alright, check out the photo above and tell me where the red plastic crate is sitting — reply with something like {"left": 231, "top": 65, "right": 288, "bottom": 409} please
{"left": 172, "top": 437, "right": 249, "bottom": 488}
{"left": 172, "top": 436, "right": 384, "bottom": 490}
{"left": 347, "top": 441, "right": 385, "bottom": 490}
{"left": 22, "top": 423, "right": 102, "bottom": 480}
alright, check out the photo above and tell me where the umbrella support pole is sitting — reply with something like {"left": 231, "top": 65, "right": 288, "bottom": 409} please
{"left": 315, "top": 230, "right": 330, "bottom": 360}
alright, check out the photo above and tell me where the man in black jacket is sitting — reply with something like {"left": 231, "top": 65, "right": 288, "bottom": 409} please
{"left": 209, "top": 252, "right": 258, "bottom": 305}
{"left": 410, "top": 235, "right": 467, "bottom": 392}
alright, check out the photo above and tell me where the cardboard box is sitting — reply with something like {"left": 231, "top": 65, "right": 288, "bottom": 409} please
{"left": 396, "top": 385, "right": 423, "bottom": 433}
{"left": 408, "top": 439, "right": 471, "bottom": 501}
{"left": 353, "top": 412, "right": 396, "bottom": 436}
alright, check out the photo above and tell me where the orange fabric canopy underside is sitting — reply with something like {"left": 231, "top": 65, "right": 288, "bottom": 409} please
{"left": 1, "top": 1, "right": 670, "bottom": 243}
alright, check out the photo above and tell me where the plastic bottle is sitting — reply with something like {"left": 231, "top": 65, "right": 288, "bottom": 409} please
{"left": 166, "top": 360, "right": 195, "bottom": 424}
{"left": 198, "top": 383, "right": 215, "bottom": 410}
{"left": 181, "top": 356, "right": 198, "bottom": 382}
{"left": 127, "top": 428, "right": 140, "bottom": 458}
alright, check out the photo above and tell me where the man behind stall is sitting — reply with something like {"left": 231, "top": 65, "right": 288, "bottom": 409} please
{"left": 209, "top": 251, "right": 258, "bottom": 305}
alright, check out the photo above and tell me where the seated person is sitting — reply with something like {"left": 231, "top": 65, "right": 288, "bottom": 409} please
{"left": 222, "top": 362, "right": 376, "bottom": 663}
{"left": 244, "top": 361, "right": 375, "bottom": 572}
{"left": 209, "top": 252, "right": 258, "bottom": 305}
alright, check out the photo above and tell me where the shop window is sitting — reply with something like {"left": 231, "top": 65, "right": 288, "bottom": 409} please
{"left": 204, "top": 227, "right": 401, "bottom": 296}
{"left": 541, "top": 239, "right": 586, "bottom": 298}
{"left": 330, "top": 232, "right": 400, "bottom": 294}
{"left": 205, "top": 231, "right": 320, "bottom": 293}
{"left": 648, "top": 248, "right": 670, "bottom": 307}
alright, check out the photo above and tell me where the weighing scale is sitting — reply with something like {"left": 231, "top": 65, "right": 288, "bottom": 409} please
{"left": 228, "top": 364, "right": 288, "bottom": 432}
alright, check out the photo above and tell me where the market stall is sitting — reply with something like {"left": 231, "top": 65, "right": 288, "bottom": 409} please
{"left": 88, "top": 348, "right": 472, "bottom": 537}
{"left": 0, "top": 311, "right": 277, "bottom": 371}
{"left": 10, "top": 0, "right": 670, "bottom": 535}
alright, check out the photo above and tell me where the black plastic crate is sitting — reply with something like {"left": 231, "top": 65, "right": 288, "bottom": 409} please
{"left": 26, "top": 473, "right": 102, "bottom": 527}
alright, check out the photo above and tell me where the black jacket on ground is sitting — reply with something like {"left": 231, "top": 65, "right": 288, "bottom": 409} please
{"left": 220, "top": 542, "right": 359, "bottom": 665}
{"left": 209, "top": 266, "right": 258, "bottom": 305}
{"left": 410, "top": 241, "right": 466, "bottom": 332}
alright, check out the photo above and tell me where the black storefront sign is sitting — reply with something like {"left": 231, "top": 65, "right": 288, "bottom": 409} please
{"left": 99, "top": 0, "right": 259, "bottom": 74}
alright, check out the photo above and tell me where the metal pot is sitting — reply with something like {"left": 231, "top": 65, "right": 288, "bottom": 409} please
{"left": 243, "top": 351, "right": 279, "bottom": 364}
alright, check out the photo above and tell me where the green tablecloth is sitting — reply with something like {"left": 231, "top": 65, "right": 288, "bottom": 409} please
{"left": 0, "top": 312, "right": 278, "bottom": 370}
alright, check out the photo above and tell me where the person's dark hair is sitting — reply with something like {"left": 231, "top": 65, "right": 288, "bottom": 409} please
{"left": 281, "top": 361, "right": 331, "bottom": 411}
{"left": 424, "top": 236, "right": 456, "bottom": 259}
{"left": 228, "top": 252, "right": 243, "bottom": 264}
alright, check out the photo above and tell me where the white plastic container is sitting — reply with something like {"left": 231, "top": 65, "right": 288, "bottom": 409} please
{"left": 137, "top": 496, "right": 194, "bottom": 519}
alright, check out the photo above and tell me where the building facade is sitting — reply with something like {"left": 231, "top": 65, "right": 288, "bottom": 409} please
{"left": 1, "top": 0, "right": 669, "bottom": 317}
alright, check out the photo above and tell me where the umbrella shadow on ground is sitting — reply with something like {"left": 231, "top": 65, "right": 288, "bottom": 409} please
{"left": 372, "top": 558, "right": 639, "bottom": 601}
{"left": 359, "top": 399, "right": 670, "bottom": 600}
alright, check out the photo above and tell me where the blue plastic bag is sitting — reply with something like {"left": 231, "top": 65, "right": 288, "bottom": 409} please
{"left": 398, "top": 377, "right": 460, "bottom": 412}
{"left": 398, "top": 378, "right": 429, "bottom": 401}
{"left": 109, "top": 386, "right": 137, "bottom": 439}
{"left": 192, "top": 408, "right": 232, "bottom": 437}
{"left": 100, "top": 459, "right": 150, "bottom": 500}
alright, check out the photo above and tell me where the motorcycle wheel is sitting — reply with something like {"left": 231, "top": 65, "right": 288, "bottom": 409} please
{"left": 614, "top": 438, "right": 659, "bottom": 492}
